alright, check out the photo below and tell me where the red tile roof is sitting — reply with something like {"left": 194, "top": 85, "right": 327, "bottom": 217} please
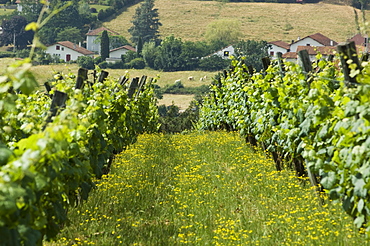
{"left": 268, "top": 40, "right": 290, "bottom": 50}
{"left": 296, "top": 45, "right": 336, "bottom": 55}
{"left": 348, "top": 33, "right": 367, "bottom": 46}
{"left": 304, "top": 33, "right": 337, "bottom": 46}
{"left": 110, "top": 45, "right": 136, "bottom": 52}
{"left": 86, "top": 27, "right": 120, "bottom": 36}
{"left": 282, "top": 52, "right": 297, "bottom": 59}
{"left": 51, "top": 41, "right": 94, "bottom": 55}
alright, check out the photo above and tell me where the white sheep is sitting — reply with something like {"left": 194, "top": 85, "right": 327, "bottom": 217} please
{"left": 188, "top": 76, "right": 194, "bottom": 81}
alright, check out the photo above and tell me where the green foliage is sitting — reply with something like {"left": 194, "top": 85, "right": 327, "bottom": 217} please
{"left": 156, "top": 35, "right": 183, "bottom": 71}
{"left": 0, "top": 15, "right": 34, "bottom": 49}
{"left": 234, "top": 40, "right": 270, "bottom": 71}
{"left": 198, "top": 55, "right": 230, "bottom": 71}
{"left": 204, "top": 19, "right": 242, "bottom": 51}
{"left": 100, "top": 30, "right": 110, "bottom": 61}
{"left": 128, "top": 0, "right": 162, "bottom": 44}
{"left": 127, "top": 57, "right": 145, "bottom": 69}
{"left": 198, "top": 53, "right": 370, "bottom": 234}
{"left": 37, "top": 2, "right": 97, "bottom": 45}
{"left": 55, "top": 26, "right": 84, "bottom": 43}
{"left": 158, "top": 100, "right": 199, "bottom": 133}
{"left": 0, "top": 60, "right": 159, "bottom": 245}
{"left": 77, "top": 56, "right": 95, "bottom": 69}
{"left": 142, "top": 41, "right": 158, "bottom": 68}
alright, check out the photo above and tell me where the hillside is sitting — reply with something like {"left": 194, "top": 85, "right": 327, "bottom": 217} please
{"left": 104, "top": 0, "right": 365, "bottom": 44}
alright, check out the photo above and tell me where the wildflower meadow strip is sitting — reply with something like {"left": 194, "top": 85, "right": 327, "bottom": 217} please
{"left": 51, "top": 132, "right": 368, "bottom": 245}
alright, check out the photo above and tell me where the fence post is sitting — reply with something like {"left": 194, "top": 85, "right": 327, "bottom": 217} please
{"left": 135, "top": 75, "right": 147, "bottom": 99}
{"left": 127, "top": 77, "right": 139, "bottom": 99}
{"left": 262, "top": 57, "right": 271, "bottom": 71}
{"left": 337, "top": 41, "right": 360, "bottom": 85}
{"left": 119, "top": 75, "right": 129, "bottom": 86}
{"left": 98, "top": 70, "right": 109, "bottom": 83}
{"left": 276, "top": 52, "right": 285, "bottom": 76}
{"left": 43, "top": 90, "right": 68, "bottom": 129}
{"left": 75, "top": 68, "right": 88, "bottom": 89}
{"left": 298, "top": 49, "right": 312, "bottom": 73}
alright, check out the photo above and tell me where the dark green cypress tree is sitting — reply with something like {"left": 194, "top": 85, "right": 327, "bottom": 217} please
{"left": 137, "top": 36, "right": 143, "bottom": 57}
{"left": 100, "top": 30, "right": 110, "bottom": 61}
{"left": 128, "top": 0, "right": 162, "bottom": 44}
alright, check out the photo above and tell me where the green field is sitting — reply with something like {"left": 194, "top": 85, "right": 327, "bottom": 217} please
{"left": 46, "top": 131, "right": 368, "bottom": 245}
{"left": 105, "top": 0, "right": 363, "bottom": 44}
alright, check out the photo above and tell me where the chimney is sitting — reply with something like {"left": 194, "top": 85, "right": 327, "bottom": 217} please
{"left": 297, "top": 36, "right": 300, "bottom": 40}
{"left": 78, "top": 42, "right": 81, "bottom": 47}
{"left": 74, "top": 43, "right": 76, "bottom": 49}
{"left": 330, "top": 40, "right": 333, "bottom": 46}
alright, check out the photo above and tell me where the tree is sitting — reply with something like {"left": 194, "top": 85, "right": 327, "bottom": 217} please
{"left": 100, "top": 30, "right": 110, "bottom": 61}
{"left": 136, "top": 36, "right": 143, "bottom": 56}
{"left": 142, "top": 41, "right": 158, "bottom": 69}
{"left": 234, "top": 40, "right": 270, "bottom": 71}
{"left": 37, "top": 1, "right": 96, "bottom": 45}
{"left": 204, "top": 19, "right": 242, "bottom": 51}
{"left": 180, "top": 41, "right": 211, "bottom": 70}
{"left": 0, "top": 15, "right": 33, "bottom": 50}
{"left": 56, "top": 27, "right": 84, "bottom": 43}
{"left": 156, "top": 35, "right": 183, "bottom": 71}
{"left": 16, "top": 0, "right": 44, "bottom": 22}
{"left": 128, "top": 0, "right": 162, "bottom": 44}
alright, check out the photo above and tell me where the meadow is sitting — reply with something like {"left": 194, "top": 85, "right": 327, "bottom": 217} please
{"left": 105, "top": 0, "right": 364, "bottom": 44}
{"left": 47, "top": 131, "right": 369, "bottom": 245}
{"left": 0, "top": 58, "right": 215, "bottom": 109}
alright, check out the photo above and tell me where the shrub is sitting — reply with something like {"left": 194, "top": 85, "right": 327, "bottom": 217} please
{"left": 199, "top": 55, "right": 230, "bottom": 71}
{"left": 127, "top": 58, "right": 145, "bottom": 69}
{"left": 77, "top": 56, "right": 95, "bottom": 69}
{"left": 98, "top": 61, "right": 108, "bottom": 69}
{"left": 107, "top": 61, "right": 124, "bottom": 69}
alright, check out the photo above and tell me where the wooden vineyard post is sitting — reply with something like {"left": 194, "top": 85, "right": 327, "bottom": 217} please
{"left": 337, "top": 41, "right": 360, "bottom": 85}
{"left": 298, "top": 49, "right": 312, "bottom": 73}
{"left": 276, "top": 52, "right": 285, "bottom": 76}
{"left": 43, "top": 90, "right": 68, "bottom": 129}
{"left": 135, "top": 75, "right": 147, "bottom": 99}
{"left": 127, "top": 77, "right": 139, "bottom": 99}
{"left": 75, "top": 68, "right": 88, "bottom": 89}
{"left": 118, "top": 75, "right": 129, "bottom": 86}
{"left": 44, "top": 82, "right": 52, "bottom": 98}
{"left": 262, "top": 57, "right": 271, "bottom": 72}
{"left": 98, "top": 70, "right": 109, "bottom": 83}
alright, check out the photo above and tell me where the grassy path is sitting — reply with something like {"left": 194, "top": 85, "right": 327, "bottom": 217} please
{"left": 51, "top": 132, "right": 368, "bottom": 245}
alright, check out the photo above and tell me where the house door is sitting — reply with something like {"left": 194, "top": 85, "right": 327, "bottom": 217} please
{"left": 66, "top": 54, "right": 71, "bottom": 62}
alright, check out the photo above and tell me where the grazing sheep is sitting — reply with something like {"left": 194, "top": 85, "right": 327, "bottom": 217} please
{"left": 175, "top": 79, "right": 181, "bottom": 83}
{"left": 188, "top": 76, "right": 194, "bottom": 81}
{"left": 200, "top": 77, "right": 204, "bottom": 82}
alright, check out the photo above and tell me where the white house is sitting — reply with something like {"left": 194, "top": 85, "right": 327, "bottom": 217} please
{"left": 86, "top": 27, "right": 120, "bottom": 54}
{"left": 268, "top": 40, "right": 290, "bottom": 57}
{"left": 213, "top": 45, "right": 235, "bottom": 59}
{"left": 107, "top": 45, "right": 136, "bottom": 63}
{"left": 289, "top": 33, "right": 337, "bottom": 52}
{"left": 15, "top": 0, "right": 49, "bottom": 12}
{"left": 46, "top": 41, "right": 94, "bottom": 62}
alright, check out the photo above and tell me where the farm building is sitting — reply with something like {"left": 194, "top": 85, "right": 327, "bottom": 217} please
{"left": 46, "top": 41, "right": 94, "bottom": 62}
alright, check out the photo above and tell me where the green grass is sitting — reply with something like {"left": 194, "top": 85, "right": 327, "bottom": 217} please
{"left": 89, "top": 4, "right": 110, "bottom": 16}
{"left": 47, "top": 131, "right": 369, "bottom": 245}
{"left": 105, "top": 0, "right": 363, "bottom": 44}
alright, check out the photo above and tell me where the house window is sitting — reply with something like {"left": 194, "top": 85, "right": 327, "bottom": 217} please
{"left": 270, "top": 51, "right": 274, "bottom": 56}
{"left": 56, "top": 45, "right": 60, "bottom": 50}
{"left": 61, "top": 47, "right": 64, "bottom": 51}
{"left": 66, "top": 54, "right": 71, "bottom": 62}
{"left": 306, "top": 44, "right": 310, "bottom": 46}
{"left": 224, "top": 51, "right": 229, "bottom": 57}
